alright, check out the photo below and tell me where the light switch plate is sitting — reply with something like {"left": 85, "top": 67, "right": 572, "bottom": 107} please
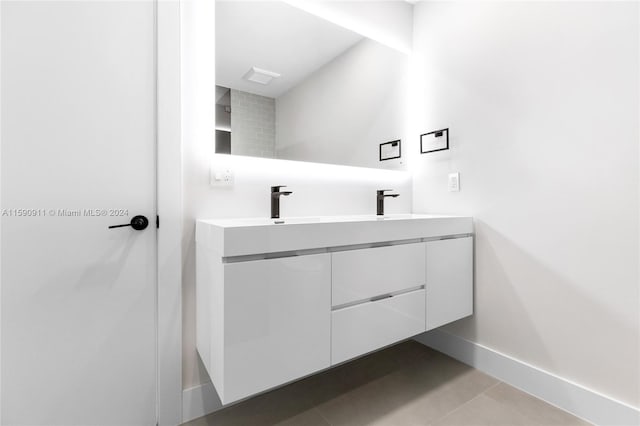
{"left": 211, "top": 167, "right": 235, "bottom": 187}
{"left": 448, "top": 172, "right": 460, "bottom": 192}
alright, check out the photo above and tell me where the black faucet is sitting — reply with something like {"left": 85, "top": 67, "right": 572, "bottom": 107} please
{"left": 271, "top": 185, "right": 293, "bottom": 219}
{"left": 376, "top": 189, "right": 399, "bottom": 216}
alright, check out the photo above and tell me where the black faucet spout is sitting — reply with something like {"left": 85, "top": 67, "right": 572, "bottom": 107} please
{"left": 376, "top": 189, "right": 399, "bottom": 216}
{"left": 271, "top": 186, "right": 293, "bottom": 219}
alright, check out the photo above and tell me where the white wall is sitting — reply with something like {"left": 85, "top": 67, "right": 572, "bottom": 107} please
{"left": 276, "top": 38, "right": 408, "bottom": 170}
{"left": 411, "top": 1, "right": 639, "bottom": 409}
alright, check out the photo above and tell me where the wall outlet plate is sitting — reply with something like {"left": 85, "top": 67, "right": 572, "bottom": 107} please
{"left": 211, "top": 167, "right": 235, "bottom": 187}
{"left": 448, "top": 172, "right": 460, "bottom": 192}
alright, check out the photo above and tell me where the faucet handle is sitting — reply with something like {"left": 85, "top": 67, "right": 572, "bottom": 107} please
{"left": 377, "top": 189, "right": 394, "bottom": 194}
{"left": 271, "top": 185, "right": 287, "bottom": 192}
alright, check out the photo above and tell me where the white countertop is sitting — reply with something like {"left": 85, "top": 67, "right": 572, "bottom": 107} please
{"left": 196, "top": 214, "right": 473, "bottom": 257}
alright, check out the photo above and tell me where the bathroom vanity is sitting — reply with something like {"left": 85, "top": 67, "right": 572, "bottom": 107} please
{"left": 196, "top": 214, "right": 473, "bottom": 404}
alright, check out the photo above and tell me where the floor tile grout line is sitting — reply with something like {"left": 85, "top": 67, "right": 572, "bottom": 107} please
{"left": 313, "top": 406, "right": 334, "bottom": 426}
{"left": 425, "top": 380, "right": 504, "bottom": 426}
{"left": 477, "top": 381, "right": 594, "bottom": 426}
{"left": 478, "top": 380, "right": 505, "bottom": 399}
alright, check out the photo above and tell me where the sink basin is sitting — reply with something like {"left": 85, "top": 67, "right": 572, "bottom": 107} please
{"left": 197, "top": 214, "right": 473, "bottom": 257}
{"left": 204, "top": 214, "right": 449, "bottom": 227}
{"left": 207, "top": 216, "right": 324, "bottom": 227}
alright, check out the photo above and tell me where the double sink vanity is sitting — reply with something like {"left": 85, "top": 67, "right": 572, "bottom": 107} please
{"left": 205, "top": 0, "right": 474, "bottom": 408}
{"left": 196, "top": 213, "right": 474, "bottom": 405}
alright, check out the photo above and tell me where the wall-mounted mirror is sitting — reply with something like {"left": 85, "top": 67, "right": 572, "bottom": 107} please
{"left": 215, "top": 0, "right": 409, "bottom": 170}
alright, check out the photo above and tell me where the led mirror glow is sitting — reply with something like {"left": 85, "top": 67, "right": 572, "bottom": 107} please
{"left": 211, "top": 154, "right": 410, "bottom": 185}
{"left": 215, "top": 0, "right": 409, "bottom": 171}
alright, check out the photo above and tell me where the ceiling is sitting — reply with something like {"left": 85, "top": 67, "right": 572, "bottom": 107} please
{"left": 215, "top": 1, "right": 364, "bottom": 98}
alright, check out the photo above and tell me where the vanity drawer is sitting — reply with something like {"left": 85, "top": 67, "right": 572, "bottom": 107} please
{"left": 331, "top": 288, "right": 426, "bottom": 365}
{"left": 332, "top": 243, "right": 425, "bottom": 306}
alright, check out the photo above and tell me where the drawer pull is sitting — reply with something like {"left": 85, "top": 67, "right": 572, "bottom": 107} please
{"left": 370, "top": 294, "right": 393, "bottom": 302}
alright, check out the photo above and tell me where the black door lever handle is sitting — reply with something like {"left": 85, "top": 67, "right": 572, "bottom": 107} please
{"left": 108, "top": 215, "right": 149, "bottom": 231}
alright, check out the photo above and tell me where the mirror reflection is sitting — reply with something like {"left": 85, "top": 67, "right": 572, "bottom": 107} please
{"left": 215, "top": 1, "right": 408, "bottom": 169}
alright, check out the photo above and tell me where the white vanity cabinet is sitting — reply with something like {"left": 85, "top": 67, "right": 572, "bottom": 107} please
{"left": 196, "top": 214, "right": 474, "bottom": 405}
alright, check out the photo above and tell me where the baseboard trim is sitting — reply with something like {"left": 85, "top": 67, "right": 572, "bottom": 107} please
{"left": 182, "top": 382, "right": 223, "bottom": 424}
{"left": 414, "top": 329, "right": 640, "bottom": 426}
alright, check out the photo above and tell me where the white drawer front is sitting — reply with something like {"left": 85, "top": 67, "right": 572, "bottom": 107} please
{"left": 332, "top": 243, "right": 426, "bottom": 306}
{"left": 331, "top": 289, "right": 426, "bottom": 365}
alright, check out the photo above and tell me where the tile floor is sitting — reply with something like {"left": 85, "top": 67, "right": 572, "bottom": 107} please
{"left": 184, "top": 341, "right": 591, "bottom": 426}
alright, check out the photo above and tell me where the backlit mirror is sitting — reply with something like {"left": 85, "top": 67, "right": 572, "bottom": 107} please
{"left": 215, "top": 0, "right": 409, "bottom": 170}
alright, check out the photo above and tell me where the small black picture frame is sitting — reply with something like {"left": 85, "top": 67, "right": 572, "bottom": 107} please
{"left": 379, "top": 140, "right": 401, "bottom": 161}
{"left": 420, "top": 128, "right": 449, "bottom": 154}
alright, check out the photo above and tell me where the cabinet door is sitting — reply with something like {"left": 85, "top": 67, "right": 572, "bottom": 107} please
{"left": 426, "top": 237, "right": 473, "bottom": 330}
{"left": 222, "top": 254, "right": 331, "bottom": 404}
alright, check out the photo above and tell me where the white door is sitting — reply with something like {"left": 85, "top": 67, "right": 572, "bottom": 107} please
{"left": 1, "top": 1, "right": 157, "bottom": 425}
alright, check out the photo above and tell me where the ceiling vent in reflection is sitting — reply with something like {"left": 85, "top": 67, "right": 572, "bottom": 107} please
{"left": 243, "top": 66, "right": 281, "bottom": 85}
